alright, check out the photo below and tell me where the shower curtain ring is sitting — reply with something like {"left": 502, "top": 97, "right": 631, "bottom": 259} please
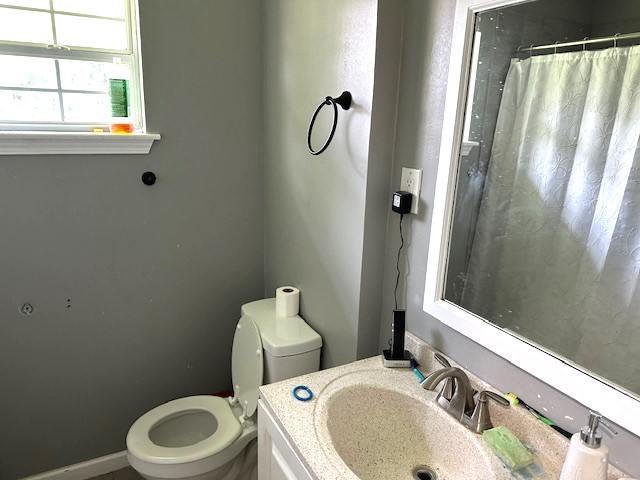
{"left": 613, "top": 33, "right": 621, "bottom": 48}
{"left": 554, "top": 40, "right": 560, "bottom": 54}
{"left": 583, "top": 37, "right": 589, "bottom": 51}
{"left": 529, "top": 44, "right": 534, "bottom": 58}
{"left": 516, "top": 45, "right": 522, "bottom": 59}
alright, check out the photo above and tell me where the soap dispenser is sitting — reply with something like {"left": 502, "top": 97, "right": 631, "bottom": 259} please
{"left": 560, "top": 411, "right": 614, "bottom": 480}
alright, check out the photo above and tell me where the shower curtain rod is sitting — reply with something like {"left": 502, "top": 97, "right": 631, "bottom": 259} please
{"left": 518, "top": 31, "right": 640, "bottom": 53}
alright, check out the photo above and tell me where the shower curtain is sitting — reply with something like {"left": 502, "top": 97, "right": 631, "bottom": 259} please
{"left": 460, "top": 45, "right": 640, "bottom": 394}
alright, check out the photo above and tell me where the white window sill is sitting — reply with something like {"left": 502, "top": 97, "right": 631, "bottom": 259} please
{"left": 0, "top": 132, "right": 161, "bottom": 155}
{"left": 461, "top": 140, "right": 479, "bottom": 156}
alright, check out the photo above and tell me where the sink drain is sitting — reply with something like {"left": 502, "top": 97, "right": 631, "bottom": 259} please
{"left": 412, "top": 465, "right": 437, "bottom": 480}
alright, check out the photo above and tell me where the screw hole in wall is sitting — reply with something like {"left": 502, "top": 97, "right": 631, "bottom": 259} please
{"left": 20, "top": 303, "right": 34, "bottom": 315}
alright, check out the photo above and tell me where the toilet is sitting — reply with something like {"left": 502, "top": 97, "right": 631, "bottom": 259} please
{"left": 126, "top": 298, "right": 322, "bottom": 480}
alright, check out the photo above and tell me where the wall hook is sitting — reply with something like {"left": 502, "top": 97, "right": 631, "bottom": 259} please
{"left": 141, "top": 171, "right": 156, "bottom": 186}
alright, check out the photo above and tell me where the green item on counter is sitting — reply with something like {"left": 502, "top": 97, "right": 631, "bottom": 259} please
{"left": 482, "top": 426, "right": 534, "bottom": 471}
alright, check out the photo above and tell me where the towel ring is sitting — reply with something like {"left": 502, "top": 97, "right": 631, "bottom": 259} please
{"left": 307, "top": 91, "right": 352, "bottom": 155}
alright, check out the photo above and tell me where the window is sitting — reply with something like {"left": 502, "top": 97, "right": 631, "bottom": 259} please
{"left": 0, "top": 0, "right": 146, "bottom": 133}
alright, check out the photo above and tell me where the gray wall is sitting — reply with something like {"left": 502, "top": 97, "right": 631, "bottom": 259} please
{"left": 7, "top": 0, "right": 639, "bottom": 478}
{"left": 0, "top": 1, "right": 264, "bottom": 478}
{"left": 590, "top": 0, "right": 640, "bottom": 37}
{"left": 264, "top": 0, "right": 400, "bottom": 368}
{"left": 379, "top": 0, "right": 640, "bottom": 476}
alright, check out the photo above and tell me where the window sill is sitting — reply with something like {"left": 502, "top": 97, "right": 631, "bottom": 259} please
{"left": 460, "top": 141, "right": 479, "bottom": 156}
{"left": 0, "top": 132, "right": 161, "bottom": 155}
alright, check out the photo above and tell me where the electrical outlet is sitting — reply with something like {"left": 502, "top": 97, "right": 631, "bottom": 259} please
{"left": 400, "top": 167, "right": 422, "bottom": 214}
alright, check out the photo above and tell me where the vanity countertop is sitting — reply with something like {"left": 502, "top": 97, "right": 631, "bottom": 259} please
{"left": 259, "top": 333, "right": 626, "bottom": 480}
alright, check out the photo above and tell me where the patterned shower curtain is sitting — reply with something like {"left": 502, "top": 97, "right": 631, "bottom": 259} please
{"left": 460, "top": 45, "right": 640, "bottom": 394}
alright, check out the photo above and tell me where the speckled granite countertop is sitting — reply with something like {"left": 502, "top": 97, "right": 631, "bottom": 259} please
{"left": 259, "top": 333, "right": 626, "bottom": 480}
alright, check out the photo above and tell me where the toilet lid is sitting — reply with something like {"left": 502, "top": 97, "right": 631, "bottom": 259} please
{"left": 231, "top": 315, "right": 263, "bottom": 417}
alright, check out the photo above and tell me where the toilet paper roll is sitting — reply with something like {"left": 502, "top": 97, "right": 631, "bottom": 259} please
{"left": 276, "top": 286, "right": 300, "bottom": 317}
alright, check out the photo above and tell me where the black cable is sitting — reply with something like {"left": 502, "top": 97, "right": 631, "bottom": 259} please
{"left": 394, "top": 213, "right": 404, "bottom": 310}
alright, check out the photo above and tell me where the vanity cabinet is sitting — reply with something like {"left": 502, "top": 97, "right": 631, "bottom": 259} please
{"left": 257, "top": 400, "right": 314, "bottom": 480}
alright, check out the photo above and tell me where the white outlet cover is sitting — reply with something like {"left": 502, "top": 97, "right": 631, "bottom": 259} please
{"left": 400, "top": 167, "right": 422, "bottom": 214}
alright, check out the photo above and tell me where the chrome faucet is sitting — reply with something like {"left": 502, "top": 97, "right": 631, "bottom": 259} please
{"left": 433, "top": 352, "right": 454, "bottom": 401}
{"left": 421, "top": 366, "right": 475, "bottom": 420}
{"left": 421, "top": 362, "right": 509, "bottom": 433}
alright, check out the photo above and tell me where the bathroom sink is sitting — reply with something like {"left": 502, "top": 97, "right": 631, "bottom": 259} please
{"left": 313, "top": 371, "right": 501, "bottom": 480}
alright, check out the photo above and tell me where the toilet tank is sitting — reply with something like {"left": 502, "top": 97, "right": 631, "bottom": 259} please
{"left": 241, "top": 298, "right": 322, "bottom": 384}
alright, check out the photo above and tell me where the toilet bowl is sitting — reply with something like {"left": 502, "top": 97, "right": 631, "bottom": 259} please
{"left": 127, "top": 396, "right": 257, "bottom": 480}
{"left": 126, "top": 299, "right": 322, "bottom": 480}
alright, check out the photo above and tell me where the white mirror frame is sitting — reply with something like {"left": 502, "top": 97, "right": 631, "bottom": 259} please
{"left": 423, "top": 0, "right": 640, "bottom": 437}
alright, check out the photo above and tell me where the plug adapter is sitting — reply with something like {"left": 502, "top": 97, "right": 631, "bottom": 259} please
{"left": 392, "top": 190, "right": 412, "bottom": 214}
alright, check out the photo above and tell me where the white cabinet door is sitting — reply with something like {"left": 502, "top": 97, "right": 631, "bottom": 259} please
{"left": 258, "top": 400, "right": 314, "bottom": 480}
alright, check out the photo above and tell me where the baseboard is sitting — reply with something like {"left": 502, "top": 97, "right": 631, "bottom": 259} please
{"left": 22, "top": 451, "right": 129, "bottom": 480}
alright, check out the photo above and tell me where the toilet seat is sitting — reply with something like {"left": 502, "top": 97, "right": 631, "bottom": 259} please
{"left": 127, "top": 395, "right": 242, "bottom": 464}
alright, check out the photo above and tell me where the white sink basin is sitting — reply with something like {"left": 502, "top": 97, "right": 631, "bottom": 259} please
{"left": 313, "top": 371, "right": 502, "bottom": 480}
{"left": 261, "top": 349, "right": 623, "bottom": 480}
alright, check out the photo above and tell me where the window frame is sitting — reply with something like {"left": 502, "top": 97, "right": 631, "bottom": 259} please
{"left": 0, "top": 0, "right": 158, "bottom": 154}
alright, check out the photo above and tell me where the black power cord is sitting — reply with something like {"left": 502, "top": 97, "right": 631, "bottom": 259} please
{"left": 394, "top": 213, "right": 404, "bottom": 310}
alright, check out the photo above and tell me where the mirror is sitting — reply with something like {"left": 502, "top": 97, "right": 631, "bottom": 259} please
{"left": 425, "top": 0, "right": 640, "bottom": 436}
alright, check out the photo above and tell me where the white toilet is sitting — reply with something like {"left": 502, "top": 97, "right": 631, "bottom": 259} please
{"left": 126, "top": 298, "right": 322, "bottom": 480}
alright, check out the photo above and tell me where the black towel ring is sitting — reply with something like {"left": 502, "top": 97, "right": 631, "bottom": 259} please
{"left": 307, "top": 91, "right": 352, "bottom": 155}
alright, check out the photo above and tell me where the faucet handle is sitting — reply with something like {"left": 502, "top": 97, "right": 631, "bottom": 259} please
{"left": 469, "top": 391, "right": 510, "bottom": 433}
{"left": 434, "top": 352, "right": 451, "bottom": 367}
{"left": 434, "top": 353, "right": 454, "bottom": 401}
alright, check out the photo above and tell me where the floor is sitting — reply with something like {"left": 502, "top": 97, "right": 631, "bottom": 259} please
{"left": 89, "top": 466, "right": 144, "bottom": 480}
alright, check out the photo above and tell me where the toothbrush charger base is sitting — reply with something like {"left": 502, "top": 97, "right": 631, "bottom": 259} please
{"left": 382, "top": 349, "right": 412, "bottom": 368}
